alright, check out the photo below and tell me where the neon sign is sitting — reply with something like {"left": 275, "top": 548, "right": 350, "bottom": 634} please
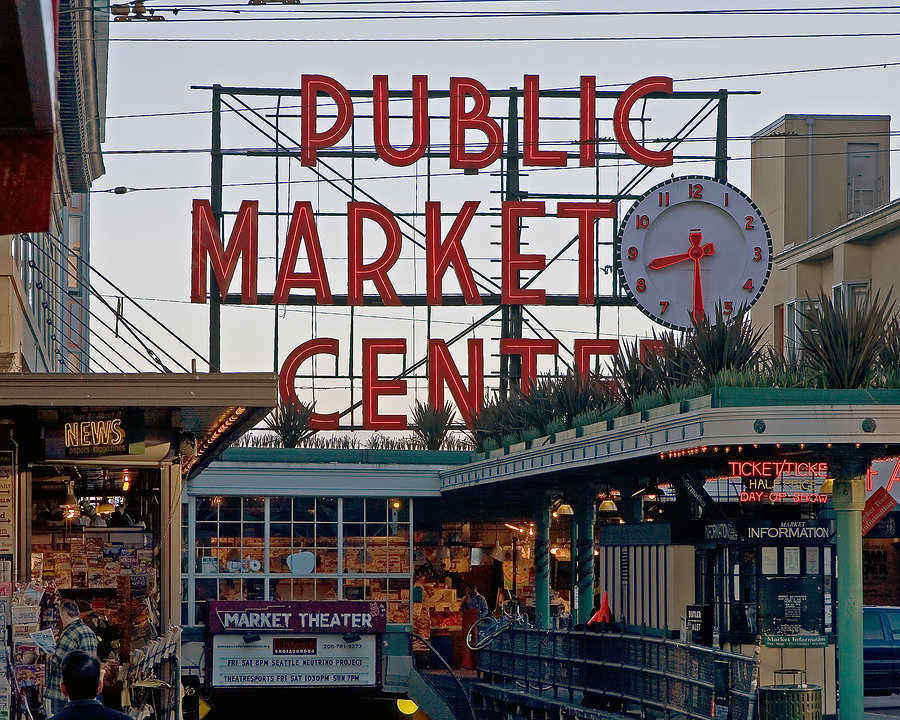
{"left": 188, "top": 75, "right": 687, "bottom": 429}
{"left": 730, "top": 460, "right": 830, "bottom": 504}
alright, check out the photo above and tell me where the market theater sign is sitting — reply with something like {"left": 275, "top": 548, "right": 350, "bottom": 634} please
{"left": 189, "top": 74, "right": 768, "bottom": 429}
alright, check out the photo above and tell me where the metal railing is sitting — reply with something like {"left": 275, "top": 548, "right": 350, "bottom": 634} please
{"left": 476, "top": 627, "right": 757, "bottom": 720}
{"left": 410, "top": 632, "right": 477, "bottom": 720}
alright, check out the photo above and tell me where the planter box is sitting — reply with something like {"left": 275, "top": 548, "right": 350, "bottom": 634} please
{"left": 713, "top": 387, "right": 900, "bottom": 408}
{"left": 508, "top": 441, "right": 527, "bottom": 454}
{"left": 612, "top": 412, "right": 643, "bottom": 429}
{"left": 471, "top": 451, "right": 486, "bottom": 462}
{"left": 682, "top": 394, "right": 712, "bottom": 412}
{"left": 488, "top": 447, "right": 506, "bottom": 459}
{"left": 553, "top": 428, "right": 578, "bottom": 443}
{"left": 580, "top": 420, "right": 609, "bottom": 437}
{"left": 646, "top": 401, "right": 682, "bottom": 420}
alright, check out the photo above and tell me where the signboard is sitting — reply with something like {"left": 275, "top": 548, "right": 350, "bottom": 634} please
{"left": 211, "top": 633, "right": 377, "bottom": 688}
{"left": 863, "top": 487, "right": 897, "bottom": 536}
{"left": 0, "top": 453, "right": 14, "bottom": 555}
{"left": 863, "top": 539, "right": 900, "bottom": 606}
{"left": 62, "top": 412, "right": 127, "bottom": 457}
{"left": 730, "top": 460, "right": 830, "bottom": 504}
{"left": 208, "top": 600, "right": 387, "bottom": 635}
{"left": 759, "top": 574, "right": 825, "bottom": 647}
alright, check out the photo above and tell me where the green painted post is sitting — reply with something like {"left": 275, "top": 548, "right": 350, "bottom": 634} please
{"left": 574, "top": 491, "right": 596, "bottom": 625}
{"left": 570, "top": 506, "right": 578, "bottom": 623}
{"left": 833, "top": 471, "right": 866, "bottom": 720}
{"left": 534, "top": 496, "right": 551, "bottom": 629}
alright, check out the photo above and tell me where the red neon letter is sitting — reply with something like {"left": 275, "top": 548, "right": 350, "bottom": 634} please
{"left": 574, "top": 339, "right": 619, "bottom": 377}
{"left": 579, "top": 75, "right": 596, "bottom": 167}
{"left": 278, "top": 338, "right": 340, "bottom": 430}
{"left": 613, "top": 77, "right": 674, "bottom": 167}
{"left": 502, "top": 201, "right": 546, "bottom": 304}
{"left": 363, "top": 338, "right": 407, "bottom": 430}
{"left": 425, "top": 201, "right": 482, "bottom": 305}
{"left": 373, "top": 75, "right": 429, "bottom": 166}
{"left": 639, "top": 338, "right": 665, "bottom": 362}
{"left": 449, "top": 77, "right": 503, "bottom": 170}
{"left": 557, "top": 202, "right": 617, "bottom": 305}
{"left": 348, "top": 202, "right": 402, "bottom": 306}
{"left": 301, "top": 74, "right": 353, "bottom": 167}
{"left": 273, "top": 202, "right": 333, "bottom": 304}
{"left": 428, "top": 339, "right": 484, "bottom": 429}
{"left": 867, "top": 466, "right": 878, "bottom": 492}
{"left": 888, "top": 458, "right": 900, "bottom": 492}
{"left": 500, "top": 338, "right": 558, "bottom": 392}
{"left": 191, "top": 199, "right": 258, "bottom": 304}
{"left": 523, "top": 75, "right": 566, "bottom": 167}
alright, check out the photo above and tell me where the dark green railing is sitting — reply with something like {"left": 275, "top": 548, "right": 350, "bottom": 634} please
{"left": 476, "top": 628, "right": 757, "bottom": 720}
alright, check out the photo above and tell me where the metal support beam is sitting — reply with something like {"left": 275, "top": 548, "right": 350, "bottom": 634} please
{"left": 534, "top": 494, "right": 551, "bottom": 630}
{"left": 502, "top": 89, "right": 522, "bottom": 396}
{"left": 833, "top": 466, "right": 866, "bottom": 720}
{"left": 715, "top": 89, "right": 728, "bottom": 183}
{"left": 209, "top": 85, "right": 222, "bottom": 372}
{"left": 574, "top": 490, "right": 596, "bottom": 625}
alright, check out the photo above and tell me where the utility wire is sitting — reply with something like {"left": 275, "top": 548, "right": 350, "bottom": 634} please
{"left": 104, "top": 31, "right": 900, "bottom": 42}
{"left": 42, "top": 228, "right": 210, "bottom": 365}
{"left": 99, "top": 60, "right": 900, "bottom": 121}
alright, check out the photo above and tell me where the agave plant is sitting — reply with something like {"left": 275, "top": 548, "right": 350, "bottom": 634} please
{"left": 688, "top": 304, "right": 766, "bottom": 386}
{"left": 642, "top": 329, "right": 698, "bottom": 402}
{"left": 470, "top": 393, "right": 505, "bottom": 451}
{"left": 511, "top": 377, "right": 555, "bottom": 434}
{"left": 264, "top": 399, "right": 316, "bottom": 448}
{"left": 611, "top": 340, "right": 657, "bottom": 413}
{"left": 878, "top": 315, "right": 900, "bottom": 387}
{"left": 550, "top": 371, "right": 598, "bottom": 427}
{"left": 798, "top": 290, "right": 894, "bottom": 388}
{"left": 410, "top": 399, "right": 457, "bottom": 451}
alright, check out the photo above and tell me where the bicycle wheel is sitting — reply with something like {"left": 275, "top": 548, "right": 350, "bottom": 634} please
{"left": 466, "top": 617, "right": 504, "bottom": 650}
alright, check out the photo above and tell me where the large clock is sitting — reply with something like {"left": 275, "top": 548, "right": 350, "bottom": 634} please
{"left": 617, "top": 175, "right": 772, "bottom": 331}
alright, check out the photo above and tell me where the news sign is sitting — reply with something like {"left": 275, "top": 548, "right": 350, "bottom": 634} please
{"left": 211, "top": 633, "right": 377, "bottom": 689}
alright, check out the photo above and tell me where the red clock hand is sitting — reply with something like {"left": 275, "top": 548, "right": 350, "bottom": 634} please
{"left": 648, "top": 243, "right": 715, "bottom": 270}
{"left": 688, "top": 229, "right": 706, "bottom": 323}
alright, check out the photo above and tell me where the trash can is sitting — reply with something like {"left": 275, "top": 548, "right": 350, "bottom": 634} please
{"left": 758, "top": 669, "right": 822, "bottom": 720}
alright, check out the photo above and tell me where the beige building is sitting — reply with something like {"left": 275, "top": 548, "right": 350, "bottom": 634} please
{"left": 750, "top": 114, "right": 892, "bottom": 353}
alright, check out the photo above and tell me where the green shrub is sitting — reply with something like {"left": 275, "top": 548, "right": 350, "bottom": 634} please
{"left": 482, "top": 437, "right": 499, "bottom": 452}
{"left": 631, "top": 391, "right": 666, "bottom": 414}
{"left": 501, "top": 432, "right": 520, "bottom": 448}
{"left": 523, "top": 426, "right": 542, "bottom": 442}
{"left": 573, "top": 409, "right": 604, "bottom": 427}
{"left": 668, "top": 382, "right": 706, "bottom": 403}
{"left": 545, "top": 418, "right": 566, "bottom": 435}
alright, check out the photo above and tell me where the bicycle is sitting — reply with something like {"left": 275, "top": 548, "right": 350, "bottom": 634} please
{"left": 466, "top": 598, "right": 531, "bottom": 650}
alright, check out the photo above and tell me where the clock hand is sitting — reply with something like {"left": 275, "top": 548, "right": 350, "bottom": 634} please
{"left": 648, "top": 243, "right": 714, "bottom": 270}
{"left": 692, "top": 255, "right": 704, "bottom": 324}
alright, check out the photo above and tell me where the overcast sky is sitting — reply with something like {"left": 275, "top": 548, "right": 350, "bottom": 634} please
{"left": 90, "top": 0, "right": 900, "bottom": 424}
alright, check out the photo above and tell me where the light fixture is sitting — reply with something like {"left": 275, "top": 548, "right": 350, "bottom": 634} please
{"left": 391, "top": 499, "right": 402, "bottom": 511}
{"left": 96, "top": 498, "right": 115, "bottom": 515}
{"left": 552, "top": 511, "right": 558, "bottom": 519}
{"left": 556, "top": 503, "right": 573, "bottom": 516}
{"left": 397, "top": 699, "right": 419, "bottom": 716}
{"left": 593, "top": 549, "right": 599, "bottom": 556}
{"left": 489, "top": 541, "right": 505, "bottom": 562}
{"left": 598, "top": 499, "right": 618, "bottom": 512}
{"left": 818, "top": 477, "right": 834, "bottom": 495}
{"left": 122, "top": 471, "right": 131, "bottom": 492}
{"left": 61, "top": 481, "right": 78, "bottom": 511}
{"left": 645, "top": 493, "right": 658, "bottom": 501}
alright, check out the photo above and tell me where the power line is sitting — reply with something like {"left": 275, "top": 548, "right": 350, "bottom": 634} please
{"left": 104, "top": 31, "right": 900, "bottom": 42}
{"left": 99, "top": 60, "right": 900, "bottom": 122}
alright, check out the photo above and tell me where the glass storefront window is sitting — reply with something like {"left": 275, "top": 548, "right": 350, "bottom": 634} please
{"left": 184, "top": 495, "right": 413, "bottom": 625}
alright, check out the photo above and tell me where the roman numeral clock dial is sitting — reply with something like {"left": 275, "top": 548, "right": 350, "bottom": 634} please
{"left": 617, "top": 176, "right": 772, "bottom": 331}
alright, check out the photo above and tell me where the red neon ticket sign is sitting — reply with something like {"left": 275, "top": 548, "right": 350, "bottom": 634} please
{"left": 732, "top": 460, "right": 830, "bottom": 504}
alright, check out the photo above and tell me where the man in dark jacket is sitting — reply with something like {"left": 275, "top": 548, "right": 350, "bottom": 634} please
{"left": 49, "top": 651, "right": 130, "bottom": 720}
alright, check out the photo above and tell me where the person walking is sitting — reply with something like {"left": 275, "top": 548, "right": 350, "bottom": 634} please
{"left": 45, "top": 601, "right": 99, "bottom": 718}
{"left": 49, "top": 651, "right": 129, "bottom": 720}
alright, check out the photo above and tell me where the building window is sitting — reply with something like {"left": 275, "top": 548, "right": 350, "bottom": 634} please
{"left": 832, "top": 281, "right": 870, "bottom": 313}
{"left": 785, "top": 298, "right": 821, "bottom": 356}
{"left": 186, "top": 495, "right": 413, "bottom": 627}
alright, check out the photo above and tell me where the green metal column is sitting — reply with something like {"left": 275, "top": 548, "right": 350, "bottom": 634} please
{"left": 534, "top": 496, "right": 551, "bottom": 629}
{"left": 574, "top": 491, "right": 596, "bottom": 625}
{"left": 833, "top": 471, "right": 866, "bottom": 720}
{"left": 569, "top": 507, "right": 578, "bottom": 622}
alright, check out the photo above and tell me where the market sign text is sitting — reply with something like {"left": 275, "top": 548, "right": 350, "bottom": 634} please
{"left": 731, "top": 460, "right": 830, "bottom": 504}
{"left": 190, "top": 75, "right": 675, "bottom": 429}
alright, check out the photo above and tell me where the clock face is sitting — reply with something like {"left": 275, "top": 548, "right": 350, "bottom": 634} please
{"left": 617, "top": 175, "right": 772, "bottom": 332}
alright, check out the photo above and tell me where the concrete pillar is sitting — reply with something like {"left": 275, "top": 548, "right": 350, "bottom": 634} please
{"left": 833, "top": 471, "right": 866, "bottom": 720}
{"left": 574, "top": 491, "right": 596, "bottom": 625}
{"left": 534, "top": 495, "right": 551, "bottom": 629}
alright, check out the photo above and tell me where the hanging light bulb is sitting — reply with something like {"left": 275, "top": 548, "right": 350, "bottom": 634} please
{"left": 122, "top": 470, "right": 131, "bottom": 492}
{"left": 61, "top": 481, "right": 78, "bottom": 511}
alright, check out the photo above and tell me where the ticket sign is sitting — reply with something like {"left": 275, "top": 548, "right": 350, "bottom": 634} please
{"left": 211, "top": 633, "right": 377, "bottom": 688}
